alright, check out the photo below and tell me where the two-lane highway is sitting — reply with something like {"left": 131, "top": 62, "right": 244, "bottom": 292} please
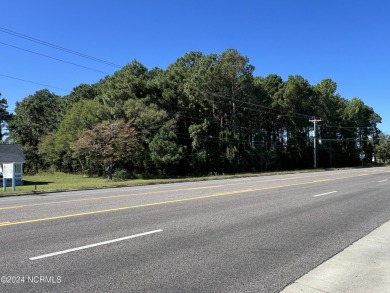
{"left": 1, "top": 167, "right": 390, "bottom": 292}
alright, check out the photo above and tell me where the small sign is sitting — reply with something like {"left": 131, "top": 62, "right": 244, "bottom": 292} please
{"left": 3, "top": 163, "right": 14, "bottom": 179}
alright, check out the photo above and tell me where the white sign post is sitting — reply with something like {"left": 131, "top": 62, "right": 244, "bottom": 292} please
{"left": 3, "top": 163, "right": 16, "bottom": 192}
{"left": 359, "top": 152, "right": 366, "bottom": 167}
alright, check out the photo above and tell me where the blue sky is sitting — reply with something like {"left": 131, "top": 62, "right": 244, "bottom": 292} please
{"left": 1, "top": 0, "right": 389, "bottom": 132}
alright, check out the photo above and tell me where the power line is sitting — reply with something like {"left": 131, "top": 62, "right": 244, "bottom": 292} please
{"left": 175, "top": 132, "right": 297, "bottom": 148}
{"left": 0, "top": 26, "right": 122, "bottom": 68}
{"left": 323, "top": 124, "right": 373, "bottom": 129}
{"left": 193, "top": 88, "right": 314, "bottom": 120}
{"left": 0, "top": 74, "right": 71, "bottom": 92}
{"left": 320, "top": 138, "right": 374, "bottom": 142}
{"left": 197, "top": 98, "right": 306, "bottom": 121}
{"left": 172, "top": 109, "right": 379, "bottom": 147}
{"left": 0, "top": 41, "right": 111, "bottom": 75}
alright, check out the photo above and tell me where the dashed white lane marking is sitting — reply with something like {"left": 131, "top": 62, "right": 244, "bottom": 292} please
{"left": 313, "top": 191, "right": 338, "bottom": 197}
{"left": 30, "top": 229, "right": 163, "bottom": 260}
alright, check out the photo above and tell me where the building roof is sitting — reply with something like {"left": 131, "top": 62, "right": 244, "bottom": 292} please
{"left": 0, "top": 144, "right": 25, "bottom": 163}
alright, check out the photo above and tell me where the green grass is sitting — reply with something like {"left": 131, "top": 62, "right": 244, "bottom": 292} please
{"left": 0, "top": 172, "right": 260, "bottom": 195}
{"left": 0, "top": 172, "right": 185, "bottom": 195}
{"left": 0, "top": 167, "right": 362, "bottom": 196}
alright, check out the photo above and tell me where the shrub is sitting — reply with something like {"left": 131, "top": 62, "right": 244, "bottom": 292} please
{"left": 112, "top": 169, "right": 131, "bottom": 181}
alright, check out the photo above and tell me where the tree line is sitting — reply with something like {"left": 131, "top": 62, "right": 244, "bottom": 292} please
{"left": 1, "top": 49, "right": 388, "bottom": 177}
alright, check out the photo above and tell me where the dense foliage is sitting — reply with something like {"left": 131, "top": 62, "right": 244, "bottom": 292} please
{"left": 0, "top": 93, "right": 12, "bottom": 141}
{"left": 5, "top": 49, "right": 386, "bottom": 175}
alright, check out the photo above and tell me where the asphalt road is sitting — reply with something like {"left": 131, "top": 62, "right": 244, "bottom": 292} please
{"left": 1, "top": 167, "right": 390, "bottom": 293}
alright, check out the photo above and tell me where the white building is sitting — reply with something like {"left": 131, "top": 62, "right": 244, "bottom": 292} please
{"left": 0, "top": 144, "right": 25, "bottom": 186}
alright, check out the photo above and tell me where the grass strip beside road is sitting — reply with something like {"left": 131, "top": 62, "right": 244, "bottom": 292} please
{"left": 0, "top": 170, "right": 327, "bottom": 196}
{"left": 0, "top": 172, "right": 240, "bottom": 195}
{"left": 1, "top": 167, "right": 387, "bottom": 196}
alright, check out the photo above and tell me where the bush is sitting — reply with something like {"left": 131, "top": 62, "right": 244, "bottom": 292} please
{"left": 133, "top": 173, "right": 160, "bottom": 179}
{"left": 112, "top": 169, "right": 131, "bottom": 181}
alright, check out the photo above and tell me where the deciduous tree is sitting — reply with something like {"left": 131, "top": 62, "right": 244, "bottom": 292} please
{"left": 73, "top": 120, "right": 139, "bottom": 178}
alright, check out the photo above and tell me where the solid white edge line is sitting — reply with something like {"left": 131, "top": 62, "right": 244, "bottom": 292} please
{"left": 30, "top": 229, "right": 163, "bottom": 261}
{"left": 378, "top": 179, "right": 388, "bottom": 183}
{"left": 313, "top": 191, "right": 338, "bottom": 197}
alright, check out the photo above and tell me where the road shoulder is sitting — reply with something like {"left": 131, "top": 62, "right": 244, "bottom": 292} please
{"left": 281, "top": 220, "right": 390, "bottom": 293}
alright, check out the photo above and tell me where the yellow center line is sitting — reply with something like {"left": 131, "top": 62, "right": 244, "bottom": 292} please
{"left": 0, "top": 206, "right": 24, "bottom": 210}
{"left": 312, "top": 179, "right": 333, "bottom": 183}
{"left": 0, "top": 174, "right": 329, "bottom": 210}
{"left": 1, "top": 170, "right": 372, "bottom": 211}
{"left": 0, "top": 174, "right": 373, "bottom": 228}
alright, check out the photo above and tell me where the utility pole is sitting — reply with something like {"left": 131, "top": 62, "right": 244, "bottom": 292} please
{"left": 309, "top": 118, "right": 322, "bottom": 168}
